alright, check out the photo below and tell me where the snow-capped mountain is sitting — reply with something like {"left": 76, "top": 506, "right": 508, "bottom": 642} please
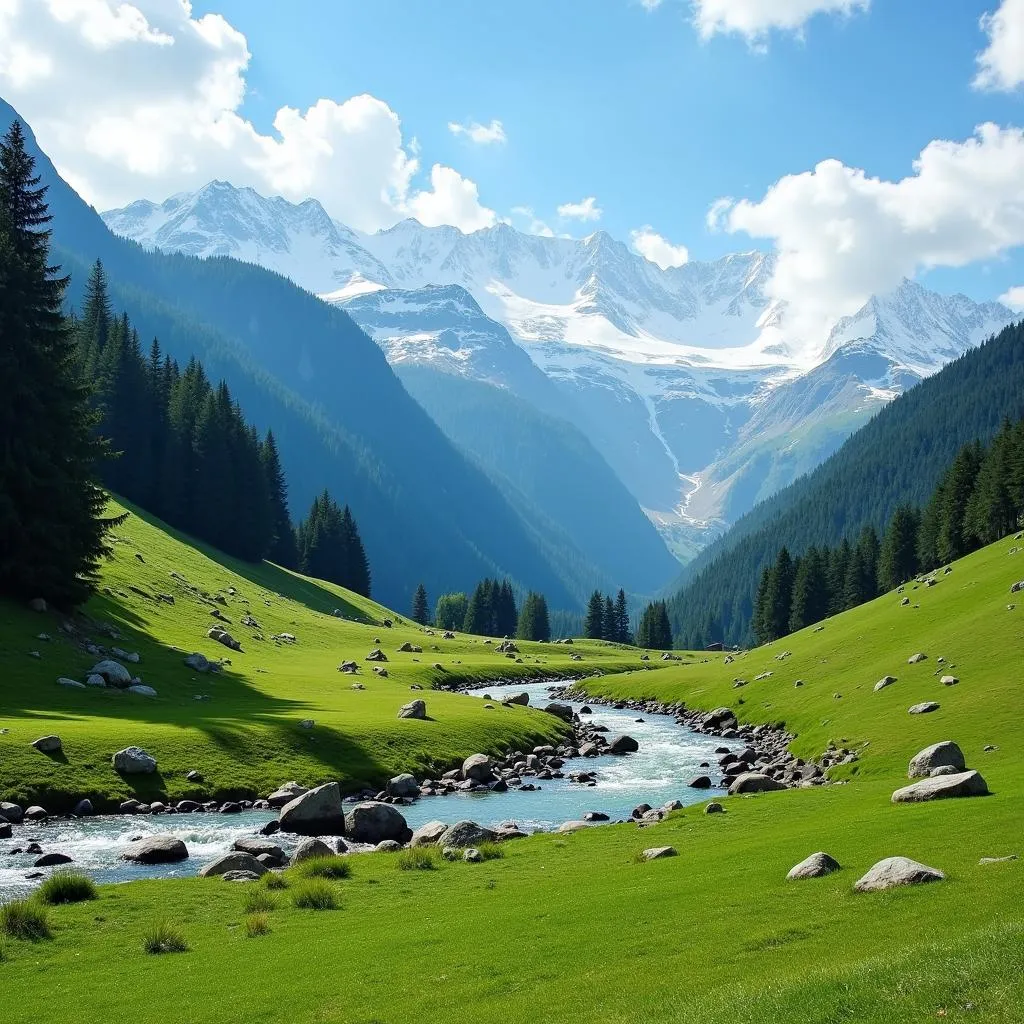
{"left": 103, "top": 183, "right": 1016, "bottom": 562}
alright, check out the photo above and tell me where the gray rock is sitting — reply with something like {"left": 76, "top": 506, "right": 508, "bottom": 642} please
{"left": 89, "top": 659, "right": 132, "bottom": 686}
{"left": 874, "top": 675, "right": 897, "bottom": 692}
{"left": 112, "top": 746, "right": 157, "bottom": 774}
{"left": 907, "top": 653, "right": 928, "bottom": 665}
{"left": 908, "top": 740, "right": 966, "bottom": 778}
{"left": 345, "top": 802, "right": 410, "bottom": 845}
{"left": 25, "top": 805, "right": 47, "bottom": 820}
{"left": 940, "top": 675, "right": 959, "bottom": 686}
{"left": 854, "top": 856, "right": 944, "bottom": 892}
{"left": 183, "top": 652, "right": 213, "bottom": 673}
{"left": 34, "top": 852, "right": 72, "bottom": 867}
{"left": 127, "top": 685, "right": 158, "bottom": 697}
{"left": 728, "top": 772, "right": 787, "bottom": 795}
{"left": 978, "top": 855, "right": 1017, "bottom": 865}
{"left": 298, "top": 719, "right": 315, "bottom": 730}
{"left": 504, "top": 692, "right": 529, "bottom": 706}
{"left": 688, "top": 775, "right": 712, "bottom": 788}
{"left": 558, "top": 820, "right": 592, "bottom": 833}
{"left": 56, "top": 677, "right": 85, "bottom": 689}
{"left": 31, "top": 735, "right": 62, "bottom": 754}
{"left": 291, "top": 837, "right": 335, "bottom": 863}
{"left": 608, "top": 735, "right": 639, "bottom": 755}
{"left": 463, "top": 848, "right": 483, "bottom": 863}
{"left": 72, "top": 799, "right": 94, "bottom": 817}
{"left": 386, "top": 773, "right": 420, "bottom": 798}
{"left": 0, "top": 802, "right": 24, "bottom": 824}
{"left": 267, "top": 782, "right": 307, "bottom": 808}
{"left": 85, "top": 674, "right": 107, "bottom": 687}
{"left": 929, "top": 765, "right": 958, "bottom": 776}
{"left": 221, "top": 870, "right": 262, "bottom": 882}
{"left": 279, "top": 782, "right": 346, "bottom": 835}
{"left": 908, "top": 702, "right": 941, "bottom": 715}
{"left": 642, "top": 846, "right": 677, "bottom": 860}
{"left": 398, "top": 699, "right": 427, "bottom": 720}
{"left": 787, "top": 852, "right": 841, "bottom": 880}
{"left": 232, "top": 837, "right": 286, "bottom": 861}
{"left": 376, "top": 839, "right": 402, "bottom": 852}
{"left": 461, "top": 754, "right": 494, "bottom": 782}
{"left": 207, "top": 626, "right": 241, "bottom": 651}
{"left": 198, "top": 851, "right": 268, "bottom": 878}
{"left": 891, "top": 769, "right": 989, "bottom": 803}
{"left": 122, "top": 835, "right": 189, "bottom": 864}
{"left": 437, "top": 820, "right": 497, "bottom": 848}
{"left": 543, "top": 702, "right": 574, "bottom": 723}
{"left": 410, "top": 821, "right": 448, "bottom": 847}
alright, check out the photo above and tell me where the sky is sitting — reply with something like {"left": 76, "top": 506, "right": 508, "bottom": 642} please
{"left": 2, "top": 0, "right": 1024, "bottom": 342}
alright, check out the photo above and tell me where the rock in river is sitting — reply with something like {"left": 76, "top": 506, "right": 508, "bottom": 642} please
{"left": 854, "top": 856, "right": 944, "bottom": 892}
{"left": 122, "top": 835, "right": 189, "bottom": 864}
{"left": 436, "top": 820, "right": 497, "bottom": 848}
{"left": 345, "top": 802, "right": 410, "bottom": 845}
{"left": 199, "top": 852, "right": 268, "bottom": 878}
{"left": 608, "top": 735, "right": 639, "bottom": 755}
{"left": 279, "top": 782, "right": 346, "bottom": 835}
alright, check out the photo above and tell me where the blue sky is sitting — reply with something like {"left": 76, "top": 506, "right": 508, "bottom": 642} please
{"left": 189, "top": 0, "right": 1024, "bottom": 302}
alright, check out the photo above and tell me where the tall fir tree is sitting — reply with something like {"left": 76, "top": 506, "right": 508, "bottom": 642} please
{"left": 261, "top": 430, "right": 298, "bottom": 569}
{"left": 516, "top": 591, "right": 551, "bottom": 641}
{"left": 878, "top": 505, "right": 920, "bottom": 591}
{"left": 602, "top": 594, "right": 616, "bottom": 641}
{"left": 614, "top": 588, "right": 631, "bottom": 645}
{"left": 0, "top": 121, "right": 110, "bottom": 605}
{"left": 412, "top": 583, "right": 429, "bottom": 625}
{"left": 584, "top": 590, "right": 604, "bottom": 639}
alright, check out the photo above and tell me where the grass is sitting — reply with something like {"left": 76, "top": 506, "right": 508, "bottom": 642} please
{"left": 243, "top": 914, "right": 271, "bottom": 938}
{"left": 0, "top": 899, "right": 51, "bottom": 941}
{"left": 290, "top": 881, "right": 338, "bottom": 910}
{"left": 0, "top": 499, "right": 644, "bottom": 811}
{"left": 263, "top": 873, "right": 288, "bottom": 890}
{"left": 142, "top": 920, "right": 188, "bottom": 954}
{"left": 294, "top": 856, "right": 351, "bottom": 880}
{"left": 241, "top": 889, "right": 277, "bottom": 914}
{"left": 0, "top": 516, "right": 1022, "bottom": 1022}
{"left": 36, "top": 870, "right": 97, "bottom": 905}
{"left": 474, "top": 841, "right": 504, "bottom": 861}
{"left": 396, "top": 849, "right": 439, "bottom": 871}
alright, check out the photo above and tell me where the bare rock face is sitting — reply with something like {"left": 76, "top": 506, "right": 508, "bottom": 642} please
{"left": 787, "top": 852, "right": 841, "bottom": 880}
{"left": 907, "top": 740, "right": 966, "bottom": 778}
{"left": 891, "top": 770, "right": 989, "bottom": 803}
{"left": 279, "top": 782, "right": 346, "bottom": 836}
{"left": 854, "top": 856, "right": 944, "bottom": 892}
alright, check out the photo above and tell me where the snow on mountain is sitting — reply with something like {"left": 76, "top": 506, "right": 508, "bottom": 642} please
{"left": 102, "top": 183, "right": 1016, "bottom": 563}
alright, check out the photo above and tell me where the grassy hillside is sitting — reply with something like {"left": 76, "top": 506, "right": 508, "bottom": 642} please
{"left": 1, "top": 523, "right": 1021, "bottom": 1022}
{"left": 0, "top": 501, "right": 640, "bottom": 810}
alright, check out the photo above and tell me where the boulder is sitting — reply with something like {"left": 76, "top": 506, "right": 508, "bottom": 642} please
{"left": 642, "top": 846, "right": 678, "bottom": 860}
{"left": 854, "top": 856, "right": 944, "bottom": 893}
{"left": 543, "top": 702, "right": 574, "bottom": 723}
{"left": 56, "top": 677, "right": 85, "bottom": 689}
{"left": 786, "top": 852, "right": 841, "bottom": 880}
{"left": 85, "top": 674, "right": 107, "bottom": 687}
{"left": 24, "top": 805, "right": 47, "bottom": 821}
{"left": 0, "top": 801, "right": 24, "bottom": 824}
{"left": 608, "top": 735, "right": 639, "bottom": 755}
{"left": 461, "top": 754, "right": 494, "bottom": 782}
{"left": 558, "top": 820, "right": 592, "bottom": 833}
{"left": 398, "top": 699, "right": 427, "bottom": 720}
{"left": 688, "top": 775, "right": 712, "bottom": 789}
{"left": 705, "top": 707, "right": 737, "bottom": 730}
{"left": 0, "top": 822, "right": 10, "bottom": 839}
{"left": 128, "top": 685, "right": 158, "bottom": 697}
{"left": 89, "top": 659, "right": 133, "bottom": 686}
{"left": 891, "top": 770, "right": 989, "bottom": 803}
{"left": 292, "top": 837, "right": 335, "bottom": 863}
{"left": 72, "top": 799, "right": 94, "bottom": 817}
{"left": 376, "top": 839, "right": 403, "bottom": 852}
{"left": 908, "top": 702, "right": 940, "bottom": 715}
{"left": 233, "top": 837, "right": 286, "bottom": 860}
{"left": 122, "top": 835, "right": 189, "bottom": 864}
{"left": 198, "top": 851, "right": 268, "bottom": 878}
{"left": 31, "top": 735, "right": 62, "bottom": 754}
{"left": 907, "top": 653, "right": 928, "bottom": 665}
{"left": 436, "top": 820, "right": 497, "bottom": 848}
{"left": 728, "top": 772, "right": 787, "bottom": 795}
{"left": 874, "top": 675, "right": 897, "bottom": 692}
{"left": 908, "top": 740, "right": 966, "bottom": 778}
{"left": 207, "top": 626, "right": 241, "bottom": 651}
{"left": 366, "top": 649, "right": 387, "bottom": 662}
{"left": 386, "top": 773, "right": 421, "bottom": 798}
{"left": 298, "top": 719, "right": 315, "bottom": 730}
{"left": 279, "top": 782, "right": 346, "bottom": 835}
{"left": 345, "top": 802, "right": 410, "bottom": 845}
{"left": 112, "top": 746, "right": 157, "bottom": 774}
{"left": 410, "top": 820, "right": 448, "bottom": 847}
{"left": 34, "top": 852, "right": 73, "bottom": 867}
{"left": 221, "top": 870, "right": 261, "bottom": 882}
{"left": 183, "top": 652, "right": 213, "bottom": 673}
{"left": 504, "top": 692, "right": 529, "bottom": 706}
{"left": 940, "top": 675, "right": 959, "bottom": 686}
{"left": 268, "top": 782, "right": 307, "bottom": 808}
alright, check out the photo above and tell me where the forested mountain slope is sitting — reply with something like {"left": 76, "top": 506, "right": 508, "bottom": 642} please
{"left": 668, "top": 319, "right": 1024, "bottom": 647}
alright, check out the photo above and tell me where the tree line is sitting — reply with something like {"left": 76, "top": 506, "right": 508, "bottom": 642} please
{"left": 584, "top": 589, "right": 631, "bottom": 643}
{"left": 417, "top": 580, "right": 553, "bottom": 641}
{"left": 753, "top": 416, "right": 1024, "bottom": 645}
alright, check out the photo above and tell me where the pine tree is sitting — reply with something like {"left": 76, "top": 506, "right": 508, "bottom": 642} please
{"left": 584, "top": 590, "right": 604, "bottom": 639}
{"left": 261, "top": 430, "right": 298, "bottom": 569}
{"left": 339, "top": 504, "right": 371, "bottom": 597}
{"left": 516, "top": 591, "right": 551, "bottom": 641}
{"left": 614, "top": 588, "right": 630, "bottom": 644}
{"left": 602, "top": 594, "right": 616, "bottom": 641}
{"left": 788, "top": 546, "right": 828, "bottom": 633}
{"left": 463, "top": 579, "right": 495, "bottom": 635}
{"left": 636, "top": 600, "right": 673, "bottom": 650}
{"left": 0, "top": 121, "right": 110, "bottom": 605}
{"left": 827, "top": 539, "right": 851, "bottom": 616}
{"left": 937, "top": 442, "right": 984, "bottom": 565}
{"left": 412, "top": 583, "right": 429, "bottom": 625}
{"left": 764, "top": 547, "right": 794, "bottom": 641}
{"left": 878, "top": 504, "right": 920, "bottom": 591}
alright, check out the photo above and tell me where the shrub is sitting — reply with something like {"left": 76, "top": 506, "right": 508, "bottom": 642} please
{"left": 244, "top": 913, "right": 271, "bottom": 938}
{"left": 290, "top": 881, "right": 338, "bottom": 910}
{"left": 242, "top": 889, "right": 277, "bottom": 914}
{"left": 142, "top": 920, "right": 189, "bottom": 954}
{"left": 0, "top": 899, "right": 52, "bottom": 941}
{"left": 296, "top": 856, "right": 351, "bottom": 880}
{"left": 397, "top": 849, "right": 438, "bottom": 871}
{"left": 263, "top": 873, "right": 288, "bottom": 890}
{"left": 476, "top": 842, "right": 505, "bottom": 861}
{"left": 37, "top": 870, "right": 97, "bottom": 905}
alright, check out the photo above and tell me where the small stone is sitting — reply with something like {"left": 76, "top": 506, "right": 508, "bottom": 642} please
{"left": 874, "top": 675, "right": 897, "bottom": 692}
{"left": 30, "top": 735, "right": 62, "bottom": 754}
{"left": 704, "top": 802, "right": 725, "bottom": 814}
{"left": 908, "top": 702, "right": 940, "bottom": 715}
{"left": 787, "top": 852, "right": 841, "bottom": 880}
{"left": 641, "top": 846, "right": 677, "bottom": 860}
{"left": 940, "top": 675, "right": 959, "bottom": 686}
{"left": 907, "top": 652, "right": 928, "bottom": 665}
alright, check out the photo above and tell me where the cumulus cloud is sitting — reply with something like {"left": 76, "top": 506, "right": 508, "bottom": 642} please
{"left": 693, "top": 0, "right": 869, "bottom": 42}
{"left": 0, "top": 0, "right": 496, "bottom": 232}
{"left": 630, "top": 226, "right": 690, "bottom": 268}
{"left": 705, "top": 196, "right": 735, "bottom": 231}
{"left": 557, "top": 196, "right": 603, "bottom": 221}
{"left": 717, "top": 123, "right": 1024, "bottom": 343}
{"left": 447, "top": 118, "right": 506, "bottom": 145}
{"left": 511, "top": 205, "right": 556, "bottom": 237}
{"left": 974, "top": 0, "right": 1024, "bottom": 91}
{"left": 999, "top": 284, "right": 1024, "bottom": 310}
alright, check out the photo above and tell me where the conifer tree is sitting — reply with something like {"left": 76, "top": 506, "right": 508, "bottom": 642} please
{"left": 584, "top": 590, "right": 604, "bottom": 639}
{"left": 614, "top": 588, "right": 631, "bottom": 644}
{"left": 516, "top": 591, "right": 551, "bottom": 641}
{"left": 339, "top": 505, "right": 371, "bottom": 597}
{"left": 878, "top": 505, "right": 919, "bottom": 591}
{"left": 636, "top": 600, "right": 672, "bottom": 649}
{"left": 602, "top": 594, "right": 616, "bottom": 641}
{"left": 412, "top": 583, "right": 429, "bottom": 625}
{"left": 261, "top": 430, "right": 298, "bottom": 569}
{"left": 0, "top": 121, "right": 109, "bottom": 605}
{"left": 788, "top": 546, "right": 828, "bottom": 633}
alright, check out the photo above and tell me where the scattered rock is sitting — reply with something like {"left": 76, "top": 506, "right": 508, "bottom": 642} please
{"left": 410, "top": 821, "right": 448, "bottom": 847}
{"left": 907, "top": 652, "right": 928, "bottom": 665}
{"left": 291, "top": 837, "right": 335, "bottom": 863}
{"left": 397, "top": 699, "right": 427, "bottom": 720}
{"left": 504, "top": 692, "right": 529, "bottom": 706}
{"left": 908, "top": 740, "right": 966, "bottom": 778}
{"left": 558, "top": 820, "right": 591, "bottom": 833}
{"left": 787, "top": 852, "right": 841, "bottom": 880}
{"left": 123, "top": 835, "right": 189, "bottom": 864}
{"left": 85, "top": 674, "right": 107, "bottom": 687}
{"left": 462, "top": 754, "right": 494, "bottom": 782}
{"left": 891, "top": 770, "right": 989, "bottom": 803}
{"left": 30, "top": 735, "right": 62, "bottom": 754}
{"left": 128, "top": 685, "right": 158, "bottom": 697}
{"left": 608, "top": 735, "right": 639, "bottom": 755}
{"left": 198, "top": 852, "right": 268, "bottom": 878}
{"left": 874, "top": 675, "right": 897, "bottom": 692}
{"left": 543, "top": 702, "right": 574, "bottom": 723}
{"left": 908, "top": 702, "right": 941, "bottom": 715}
{"left": 207, "top": 626, "right": 241, "bottom": 652}
{"left": 387, "top": 773, "right": 420, "bottom": 798}
{"left": 56, "top": 677, "right": 85, "bottom": 689}
{"left": 89, "top": 659, "right": 133, "bottom": 686}
{"left": 436, "top": 820, "right": 496, "bottom": 848}
{"left": 728, "top": 772, "right": 787, "bottom": 795}
{"left": 221, "top": 870, "right": 261, "bottom": 882}
{"left": 853, "top": 856, "right": 944, "bottom": 892}
{"left": 298, "top": 719, "right": 315, "bottom": 730}
{"left": 463, "top": 847, "right": 483, "bottom": 863}
{"left": 940, "top": 675, "right": 959, "bottom": 686}
{"left": 183, "top": 652, "right": 213, "bottom": 673}
{"left": 345, "top": 802, "right": 410, "bottom": 845}
{"left": 279, "top": 782, "right": 346, "bottom": 835}
{"left": 112, "top": 746, "right": 157, "bottom": 774}
{"left": 268, "top": 783, "right": 307, "bottom": 808}
{"left": 233, "top": 837, "right": 287, "bottom": 862}
{"left": 34, "top": 852, "right": 72, "bottom": 867}
{"left": 366, "top": 649, "right": 388, "bottom": 662}
{"left": 642, "top": 846, "right": 677, "bottom": 861}
{"left": 0, "top": 802, "right": 24, "bottom": 824}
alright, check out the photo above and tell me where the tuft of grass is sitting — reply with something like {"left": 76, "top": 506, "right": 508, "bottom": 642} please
{"left": 142, "top": 920, "right": 189, "bottom": 955}
{"left": 263, "top": 872, "right": 288, "bottom": 890}
{"left": 242, "top": 889, "right": 277, "bottom": 914}
{"left": 0, "top": 899, "right": 52, "bottom": 942}
{"left": 475, "top": 842, "right": 504, "bottom": 862}
{"left": 295, "top": 856, "right": 351, "bottom": 880}
{"left": 37, "top": 870, "right": 97, "bottom": 905}
{"left": 397, "top": 849, "right": 438, "bottom": 871}
{"left": 290, "top": 881, "right": 338, "bottom": 910}
{"left": 244, "top": 913, "right": 271, "bottom": 938}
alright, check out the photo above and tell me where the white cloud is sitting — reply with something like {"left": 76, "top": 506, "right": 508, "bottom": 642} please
{"left": 511, "top": 205, "right": 555, "bottom": 237}
{"left": 719, "top": 123, "right": 1024, "bottom": 343}
{"left": 557, "top": 196, "right": 603, "bottom": 221}
{"left": 999, "top": 284, "right": 1024, "bottom": 310}
{"left": 693, "top": 0, "right": 869, "bottom": 42}
{"left": 447, "top": 118, "right": 506, "bottom": 145}
{"left": 975, "top": 0, "right": 1024, "bottom": 91}
{"left": 706, "top": 196, "right": 735, "bottom": 231}
{"left": 0, "top": 0, "right": 496, "bottom": 233}
{"left": 630, "top": 226, "right": 690, "bottom": 268}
